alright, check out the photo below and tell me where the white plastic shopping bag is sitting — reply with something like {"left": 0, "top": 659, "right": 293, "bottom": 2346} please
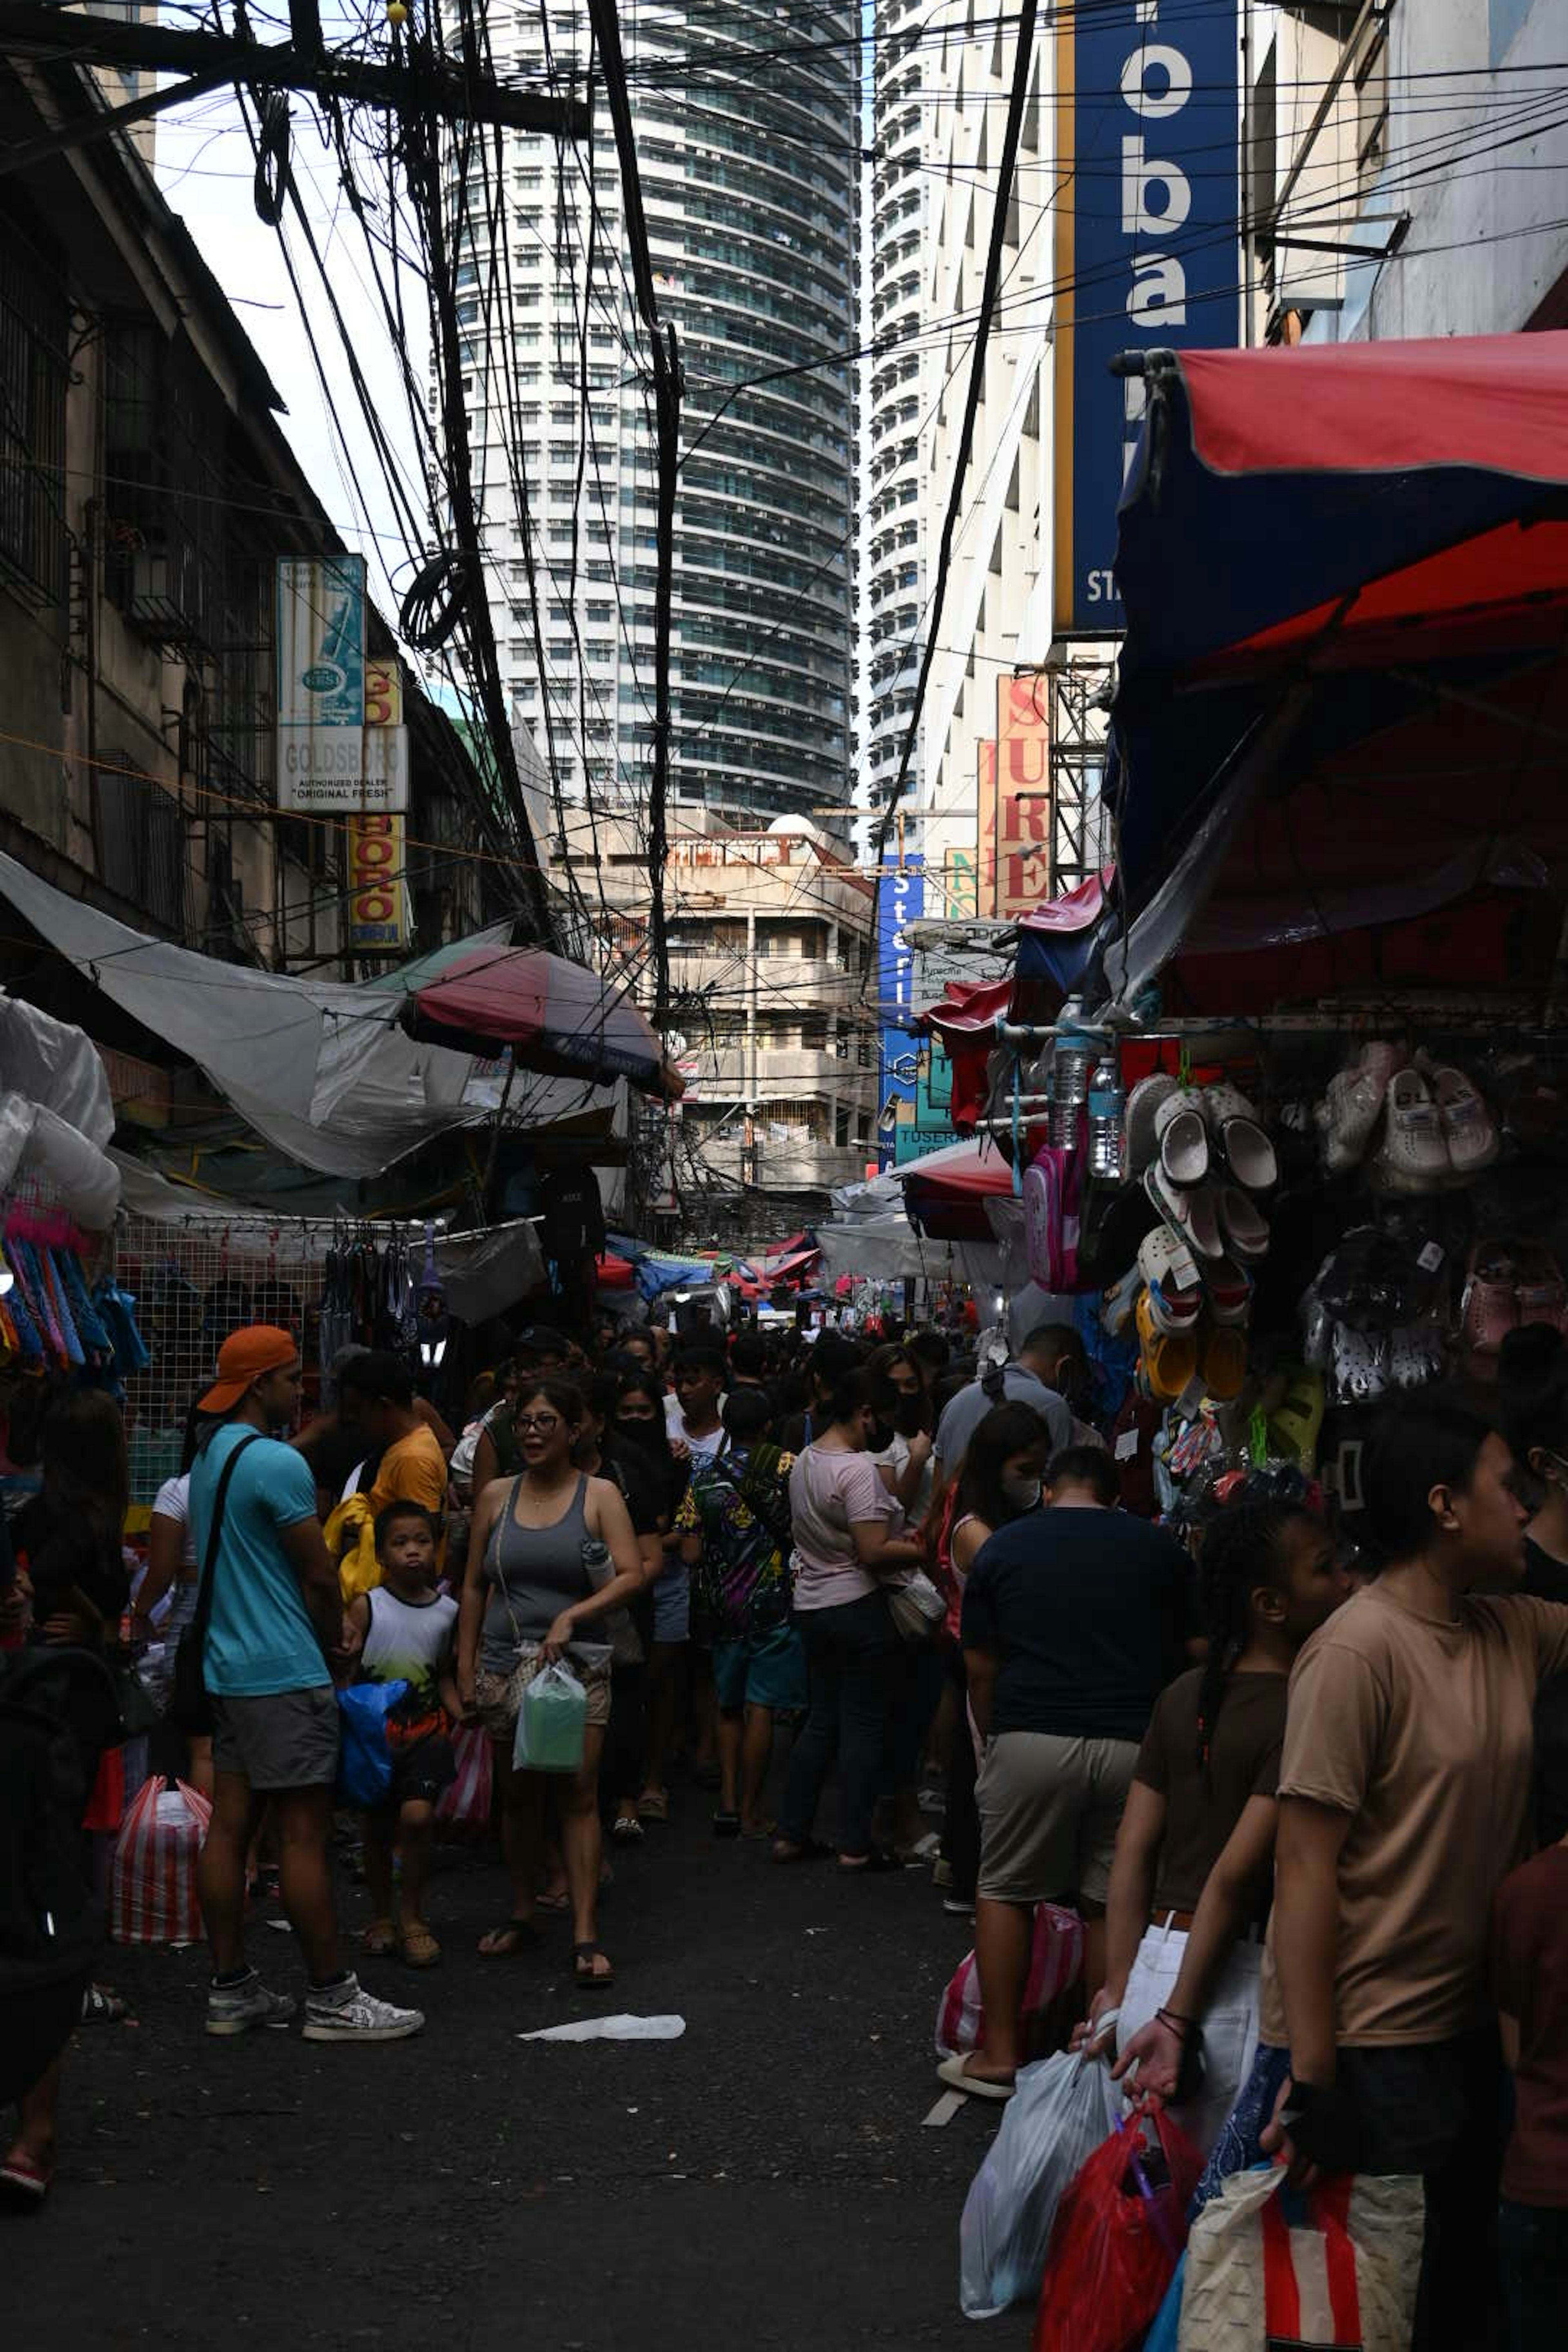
{"left": 959, "top": 2046, "right": 1126, "bottom": 2317}
{"left": 1176, "top": 2164, "right": 1424, "bottom": 2351}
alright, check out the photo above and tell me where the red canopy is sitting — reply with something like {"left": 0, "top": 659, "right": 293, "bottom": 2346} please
{"left": 399, "top": 944, "right": 683, "bottom": 1100}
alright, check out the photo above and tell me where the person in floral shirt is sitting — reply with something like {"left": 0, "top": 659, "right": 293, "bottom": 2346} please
{"left": 677, "top": 1389, "right": 806, "bottom": 1838}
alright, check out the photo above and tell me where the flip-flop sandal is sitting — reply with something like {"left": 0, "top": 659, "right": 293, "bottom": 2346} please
{"left": 1217, "top": 1184, "right": 1270, "bottom": 1262}
{"left": 536, "top": 1891, "right": 571, "bottom": 1912}
{"left": 839, "top": 1846, "right": 902, "bottom": 1873}
{"left": 1145, "top": 1163, "right": 1223, "bottom": 1259}
{"left": 610, "top": 1814, "right": 645, "bottom": 1844}
{"left": 935, "top": 2052, "right": 1016, "bottom": 2102}
{"left": 636, "top": 1791, "right": 669, "bottom": 1823}
{"left": 399, "top": 1923, "right": 442, "bottom": 1969}
{"left": 712, "top": 1811, "right": 742, "bottom": 1838}
{"left": 0, "top": 2147, "right": 51, "bottom": 2202}
{"left": 1200, "top": 1325, "right": 1247, "bottom": 1402}
{"left": 479, "top": 1918, "right": 541, "bottom": 1958}
{"left": 362, "top": 1920, "right": 399, "bottom": 1957}
{"left": 771, "top": 1835, "right": 833, "bottom": 1863}
{"left": 1136, "top": 1287, "right": 1200, "bottom": 1403}
{"left": 572, "top": 1941, "right": 615, "bottom": 1990}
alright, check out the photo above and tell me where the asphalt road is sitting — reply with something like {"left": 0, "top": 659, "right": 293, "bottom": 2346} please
{"left": 10, "top": 1774, "right": 1037, "bottom": 2350}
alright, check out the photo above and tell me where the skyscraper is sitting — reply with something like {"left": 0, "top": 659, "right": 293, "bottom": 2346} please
{"left": 448, "top": 3, "right": 860, "bottom": 826}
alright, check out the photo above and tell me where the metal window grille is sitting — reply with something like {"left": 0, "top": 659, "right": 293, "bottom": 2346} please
{"left": 0, "top": 220, "right": 69, "bottom": 610}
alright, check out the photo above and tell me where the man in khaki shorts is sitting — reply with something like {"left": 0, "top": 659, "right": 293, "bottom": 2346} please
{"left": 940, "top": 1446, "right": 1192, "bottom": 2099}
{"left": 190, "top": 1326, "right": 423, "bottom": 2045}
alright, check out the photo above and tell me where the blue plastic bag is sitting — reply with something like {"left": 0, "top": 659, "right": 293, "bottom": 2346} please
{"left": 336, "top": 1679, "right": 409, "bottom": 1809}
{"left": 1142, "top": 2250, "right": 1186, "bottom": 2352}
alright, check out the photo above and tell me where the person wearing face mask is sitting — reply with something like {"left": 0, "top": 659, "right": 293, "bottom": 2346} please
{"left": 865, "top": 1343, "right": 935, "bottom": 1523}
{"left": 940, "top": 1446, "right": 1192, "bottom": 2100}
{"left": 932, "top": 1403, "right": 1051, "bottom": 1916}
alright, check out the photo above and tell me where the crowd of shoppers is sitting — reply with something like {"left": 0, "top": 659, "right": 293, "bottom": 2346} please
{"left": 3, "top": 1298, "right": 1567, "bottom": 2352}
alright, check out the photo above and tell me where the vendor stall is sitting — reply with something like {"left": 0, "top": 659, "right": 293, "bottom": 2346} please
{"left": 984, "top": 330, "right": 1568, "bottom": 1530}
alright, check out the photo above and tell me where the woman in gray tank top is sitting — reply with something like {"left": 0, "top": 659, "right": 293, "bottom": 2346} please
{"left": 459, "top": 1377, "right": 646, "bottom": 1985}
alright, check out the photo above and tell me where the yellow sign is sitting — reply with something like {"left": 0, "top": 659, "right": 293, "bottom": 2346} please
{"left": 346, "top": 812, "right": 407, "bottom": 952}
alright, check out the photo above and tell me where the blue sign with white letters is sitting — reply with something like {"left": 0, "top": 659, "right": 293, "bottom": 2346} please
{"left": 878, "top": 854, "right": 924, "bottom": 1170}
{"left": 1055, "top": 1, "right": 1239, "bottom": 633}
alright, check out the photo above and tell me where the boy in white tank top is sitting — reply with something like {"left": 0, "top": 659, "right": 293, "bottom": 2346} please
{"left": 342, "top": 1503, "right": 460, "bottom": 1967}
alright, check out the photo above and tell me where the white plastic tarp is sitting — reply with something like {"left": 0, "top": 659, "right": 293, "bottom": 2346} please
{"left": 0, "top": 996, "right": 115, "bottom": 1145}
{"left": 0, "top": 855, "right": 510, "bottom": 1177}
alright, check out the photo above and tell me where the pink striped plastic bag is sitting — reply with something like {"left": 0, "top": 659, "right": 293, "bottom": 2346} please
{"left": 436, "top": 1723, "right": 494, "bottom": 1826}
{"left": 109, "top": 1775, "right": 212, "bottom": 1945}
{"left": 936, "top": 1902, "right": 1085, "bottom": 2059}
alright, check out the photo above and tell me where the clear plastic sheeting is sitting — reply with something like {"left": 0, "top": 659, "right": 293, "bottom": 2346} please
{"left": 0, "top": 1091, "right": 120, "bottom": 1227}
{"left": 0, "top": 995, "right": 115, "bottom": 1145}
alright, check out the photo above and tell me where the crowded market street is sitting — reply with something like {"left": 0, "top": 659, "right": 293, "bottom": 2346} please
{"left": 10, "top": 1782, "right": 1004, "bottom": 2351}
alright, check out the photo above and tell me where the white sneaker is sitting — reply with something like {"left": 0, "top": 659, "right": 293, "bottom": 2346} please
{"left": 205, "top": 1970, "right": 297, "bottom": 2037}
{"left": 301, "top": 1971, "right": 424, "bottom": 2044}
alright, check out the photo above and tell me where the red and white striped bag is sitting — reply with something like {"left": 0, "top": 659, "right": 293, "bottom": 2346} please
{"left": 1176, "top": 2165, "right": 1423, "bottom": 2351}
{"left": 109, "top": 1775, "right": 212, "bottom": 1946}
{"left": 436, "top": 1723, "right": 494, "bottom": 1826}
{"left": 935, "top": 1902, "right": 1084, "bottom": 2060}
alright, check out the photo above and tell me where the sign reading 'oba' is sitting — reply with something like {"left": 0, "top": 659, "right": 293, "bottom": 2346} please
{"left": 1054, "top": 0, "right": 1240, "bottom": 635}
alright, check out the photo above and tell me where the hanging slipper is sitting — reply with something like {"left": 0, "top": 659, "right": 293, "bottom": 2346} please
{"left": 1125, "top": 1072, "right": 1178, "bottom": 1175}
{"left": 1145, "top": 1164, "right": 1223, "bottom": 1260}
{"left": 1203, "top": 1255, "right": 1254, "bottom": 1326}
{"left": 1202, "top": 1083, "right": 1279, "bottom": 1193}
{"left": 1217, "top": 1184, "right": 1270, "bottom": 1263}
{"left": 1268, "top": 1369, "right": 1325, "bottom": 1469}
{"left": 1154, "top": 1090, "right": 1209, "bottom": 1187}
{"left": 1423, "top": 1063, "right": 1499, "bottom": 1181}
{"left": 1200, "top": 1325, "right": 1247, "bottom": 1403}
{"left": 1136, "top": 1288, "right": 1200, "bottom": 1403}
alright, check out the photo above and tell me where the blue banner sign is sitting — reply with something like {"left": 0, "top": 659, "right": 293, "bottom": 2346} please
{"left": 1054, "top": 2, "right": 1239, "bottom": 635}
{"left": 878, "top": 853, "right": 924, "bottom": 1170}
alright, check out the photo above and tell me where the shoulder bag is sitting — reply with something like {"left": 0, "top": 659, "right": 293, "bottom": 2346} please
{"left": 168, "top": 1432, "right": 262, "bottom": 1737}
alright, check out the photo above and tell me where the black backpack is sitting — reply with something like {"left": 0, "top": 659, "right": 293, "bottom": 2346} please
{"left": 0, "top": 1645, "right": 119, "bottom": 1996}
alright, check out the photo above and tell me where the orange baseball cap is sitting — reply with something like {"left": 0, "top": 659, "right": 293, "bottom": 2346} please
{"left": 199, "top": 1325, "right": 301, "bottom": 1414}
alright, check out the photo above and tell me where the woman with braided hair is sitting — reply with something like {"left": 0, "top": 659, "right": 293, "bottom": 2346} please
{"left": 1073, "top": 1494, "right": 1350, "bottom": 2153}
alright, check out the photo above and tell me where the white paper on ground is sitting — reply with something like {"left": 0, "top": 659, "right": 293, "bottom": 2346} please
{"left": 517, "top": 2013, "right": 686, "bottom": 2043}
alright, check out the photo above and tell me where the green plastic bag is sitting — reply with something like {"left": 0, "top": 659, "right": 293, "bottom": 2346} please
{"left": 512, "top": 1660, "right": 587, "bottom": 1774}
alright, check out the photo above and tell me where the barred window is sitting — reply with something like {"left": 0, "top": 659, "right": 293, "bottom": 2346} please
{"left": 0, "top": 217, "right": 69, "bottom": 608}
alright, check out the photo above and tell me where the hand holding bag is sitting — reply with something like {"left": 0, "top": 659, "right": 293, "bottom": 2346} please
{"left": 960, "top": 2045, "right": 1127, "bottom": 2317}
{"left": 512, "top": 1660, "right": 587, "bottom": 1774}
{"left": 168, "top": 1432, "right": 261, "bottom": 1737}
{"left": 1033, "top": 2098, "right": 1203, "bottom": 2352}
{"left": 335, "top": 1679, "right": 410, "bottom": 1809}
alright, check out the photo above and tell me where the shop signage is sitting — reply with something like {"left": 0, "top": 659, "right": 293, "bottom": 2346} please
{"left": 346, "top": 813, "right": 408, "bottom": 952}
{"left": 878, "top": 851, "right": 924, "bottom": 1169}
{"left": 276, "top": 558, "right": 410, "bottom": 814}
{"left": 994, "top": 674, "right": 1051, "bottom": 914}
{"left": 1053, "top": 1, "right": 1239, "bottom": 634}
{"left": 894, "top": 1124, "right": 960, "bottom": 1166}
{"left": 977, "top": 737, "right": 997, "bottom": 913}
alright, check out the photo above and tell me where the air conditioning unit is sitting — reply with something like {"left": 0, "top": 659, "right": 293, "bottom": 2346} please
{"left": 121, "top": 539, "right": 209, "bottom": 655}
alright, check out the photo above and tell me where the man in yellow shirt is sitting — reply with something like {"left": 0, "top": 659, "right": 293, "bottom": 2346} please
{"left": 339, "top": 1353, "right": 449, "bottom": 1532}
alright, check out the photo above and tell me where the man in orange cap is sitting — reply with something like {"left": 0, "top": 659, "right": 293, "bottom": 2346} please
{"left": 189, "top": 1327, "right": 422, "bottom": 2045}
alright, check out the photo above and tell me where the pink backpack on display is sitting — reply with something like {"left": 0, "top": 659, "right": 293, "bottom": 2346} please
{"left": 1022, "top": 1139, "right": 1084, "bottom": 1292}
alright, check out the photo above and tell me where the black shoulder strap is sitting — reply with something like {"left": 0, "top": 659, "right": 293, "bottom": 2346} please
{"left": 191, "top": 1431, "right": 263, "bottom": 1660}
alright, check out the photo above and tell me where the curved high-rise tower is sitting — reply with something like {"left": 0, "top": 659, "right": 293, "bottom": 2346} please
{"left": 446, "top": 3, "right": 859, "bottom": 825}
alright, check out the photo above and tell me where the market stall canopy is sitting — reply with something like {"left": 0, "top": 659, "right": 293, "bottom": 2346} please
{"left": 399, "top": 944, "right": 683, "bottom": 1101}
{"left": 1104, "top": 332, "right": 1568, "bottom": 1010}
{"left": 0, "top": 857, "right": 643, "bottom": 1179}
{"left": 888, "top": 1136, "right": 1016, "bottom": 1243}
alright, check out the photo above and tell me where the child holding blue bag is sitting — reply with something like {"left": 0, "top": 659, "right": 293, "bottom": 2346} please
{"left": 341, "top": 1503, "right": 460, "bottom": 1969}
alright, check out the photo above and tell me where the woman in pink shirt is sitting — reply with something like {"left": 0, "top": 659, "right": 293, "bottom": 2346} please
{"left": 772, "top": 1368, "right": 925, "bottom": 1871}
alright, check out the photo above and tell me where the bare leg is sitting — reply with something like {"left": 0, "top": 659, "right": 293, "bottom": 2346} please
{"left": 640, "top": 1640, "right": 682, "bottom": 1806}
{"left": 963, "top": 1896, "right": 1032, "bottom": 2085}
{"left": 558, "top": 1726, "right": 610, "bottom": 1980}
{"left": 479, "top": 1750, "right": 542, "bottom": 1951}
{"left": 197, "top": 1769, "right": 266, "bottom": 1977}
{"left": 399, "top": 1800, "right": 434, "bottom": 1930}
{"left": 715, "top": 1708, "right": 743, "bottom": 1815}
{"left": 361, "top": 1817, "right": 396, "bottom": 1936}
{"left": 185, "top": 1735, "right": 215, "bottom": 1806}
{"left": 7, "top": 2058, "right": 60, "bottom": 2173}
{"left": 740, "top": 1704, "right": 774, "bottom": 1833}
{"left": 272, "top": 1784, "right": 340, "bottom": 1981}
{"left": 1081, "top": 1903, "right": 1107, "bottom": 2002}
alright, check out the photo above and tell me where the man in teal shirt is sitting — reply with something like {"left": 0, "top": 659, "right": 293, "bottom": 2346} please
{"left": 190, "top": 1325, "right": 421, "bottom": 2046}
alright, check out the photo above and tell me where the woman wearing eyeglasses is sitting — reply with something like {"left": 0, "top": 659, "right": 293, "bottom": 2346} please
{"left": 458, "top": 1377, "right": 645, "bottom": 1987}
